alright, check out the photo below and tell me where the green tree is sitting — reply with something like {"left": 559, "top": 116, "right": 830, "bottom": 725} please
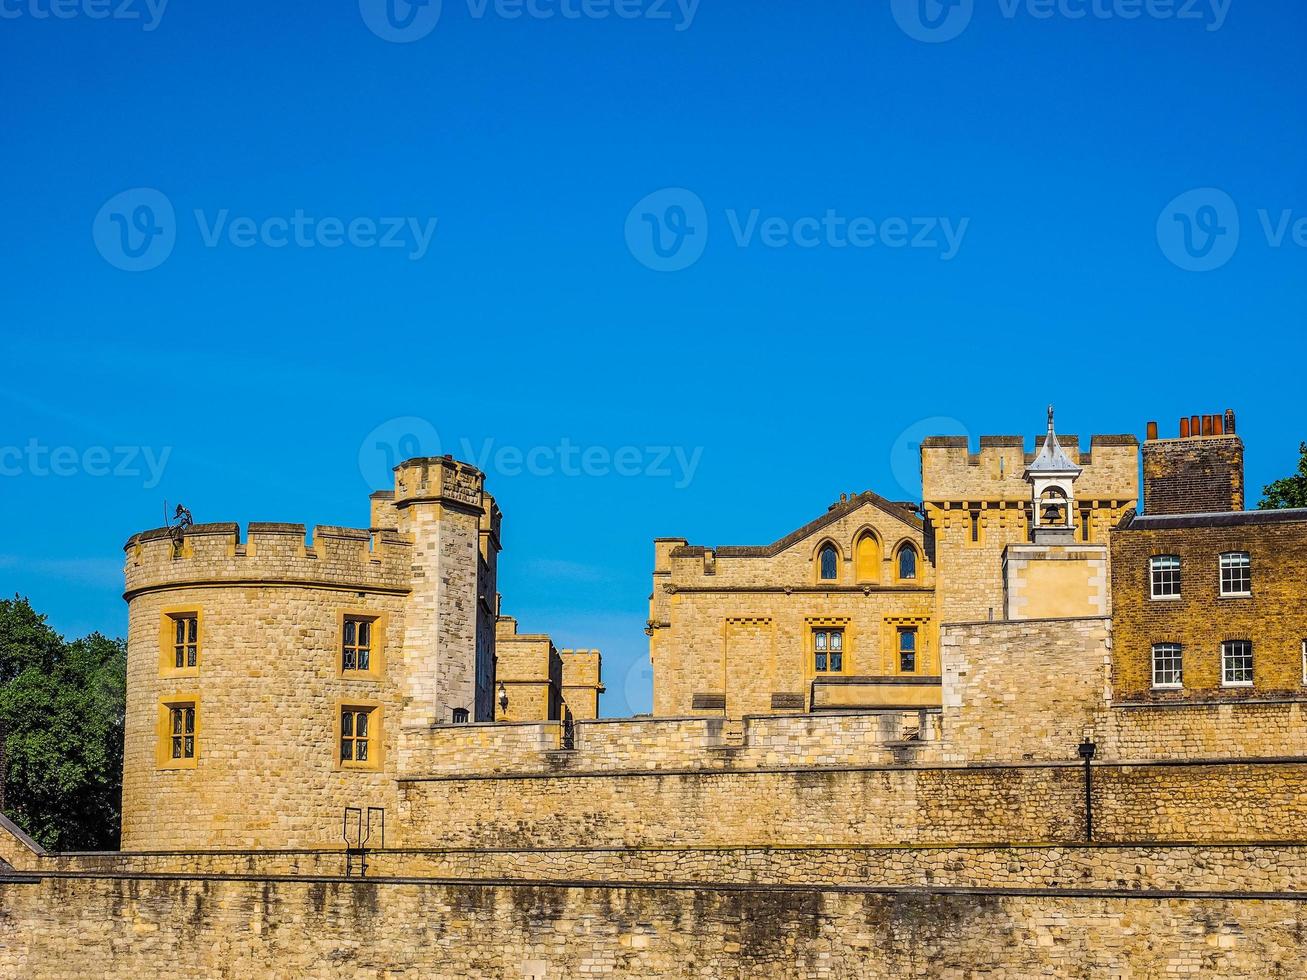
{"left": 1259, "top": 442, "right": 1307, "bottom": 510}
{"left": 0, "top": 597, "right": 126, "bottom": 851}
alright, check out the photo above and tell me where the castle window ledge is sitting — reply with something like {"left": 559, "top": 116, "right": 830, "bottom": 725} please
{"left": 1149, "top": 594, "right": 1184, "bottom": 602}
{"left": 1218, "top": 592, "right": 1253, "bottom": 600}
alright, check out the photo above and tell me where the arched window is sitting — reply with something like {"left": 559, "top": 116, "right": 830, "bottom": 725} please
{"left": 818, "top": 544, "right": 839, "bottom": 581}
{"left": 855, "top": 533, "right": 879, "bottom": 582}
{"left": 451, "top": 707, "right": 470, "bottom": 724}
{"left": 897, "top": 545, "right": 918, "bottom": 581}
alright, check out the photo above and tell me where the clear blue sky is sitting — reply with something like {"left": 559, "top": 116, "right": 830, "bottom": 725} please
{"left": 1, "top": 1, "right": 1303, "bottom": 714}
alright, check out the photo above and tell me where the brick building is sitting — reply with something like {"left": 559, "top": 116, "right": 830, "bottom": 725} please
{"left": 1111, "top": 411, "right": 1307, "bottom": 703}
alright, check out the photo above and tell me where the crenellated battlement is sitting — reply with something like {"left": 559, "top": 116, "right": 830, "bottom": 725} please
{"left": 123, "top": 521, "right": 414, "bottom": 597}
{"left": 393, "top": 455, "right": 485, "bottom": 512}
{"left": 921, "top": 433, "right": 1139, "bottom": 504}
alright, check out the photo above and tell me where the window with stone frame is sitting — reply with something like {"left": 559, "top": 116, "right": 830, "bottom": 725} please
{"left": 818, "top": 544, "right": 839, "bottom": 581}
{"left": 342, "top": 616, "right": 374, "bottom": 672}
{"left": 1149, "top": 556, "right": 1181, "bottom": 599}
{"left": 1151, "top": 643, "right": 1183, "bottom": 689}
{"left": 813, "top": 628, "right": 843, "bottom": 673}
{"left": 1221, "top": 640, "right": 1253, "bottom": 687}
{"left": 898, "top": 627, "right": 918, "bottom": 673}
{"left": 169, "top": 614, "right": 199, "bottom": 670}
{"left": 168, "top": 703, "right": 196, "bottom": 760}
{"left": 897, "top": 545, "right": 917, "bottom": 581}
{"left": 1219, "top": 552, "right": 1252, "bottom": 597}
{"left": 340, "top": 706, "right": 376, "bottom": 765}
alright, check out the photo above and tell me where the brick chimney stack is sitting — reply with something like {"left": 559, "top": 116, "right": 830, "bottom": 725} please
{"left": 1141, "top": 410, "right": 1244, "bottom": 515}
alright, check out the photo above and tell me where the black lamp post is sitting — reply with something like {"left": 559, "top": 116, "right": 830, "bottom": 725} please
{"left": 1077, "top": 739, "right": 1097, "bottom": 842}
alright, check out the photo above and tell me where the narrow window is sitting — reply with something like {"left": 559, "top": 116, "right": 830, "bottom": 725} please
{"left": 452, "top": 707, "right": 470, "bottom": 724}
{"left": 855, "top": 534, "right": 879, "bottom": 582}
{"left": 169, "top": 704, "right": 196, "bottom": 759}
{"left": 1149, "top": 556, "right": 1181, "bottom": 599}
{"left": 813, "top": 629, "right": 843, "bottom": 673}
{"left": 969, "top": 509, "right": 981, "bottom": 543}
{"left": 342, "top": 617, "right": 373, "bottom": 672}
{"left": 1221, "top": 640, "right": 1253, "bottom": 687}
{"left": 898, "top": 628, "right": 918, "bottom": 673}
{"left": 1151, "top": 643, "right": 1183, "bottom": 688}
{"left": 1080, "top": 510, "right": 1092, "bottom": 542}
{"left": 340, "top": 707, "right": 375, "bottom": 764}
{"left": 170, "top": 614, "right": 199, "bottom": 669}
{"left": 897, "top": 545, "right": 917, "bottom": 581}
{"left": 1302, "top": 640, "right": 1307, "bottom": 686}
{"left": 1219, "top": 552, "right": 1251, "bottom": 597}
{"left": 818, "top": 544, "right": 838, "bottom": 581}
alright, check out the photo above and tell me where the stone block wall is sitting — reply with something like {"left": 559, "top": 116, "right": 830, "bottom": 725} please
{"left": 2, "top": 874, "right": 1303, "bottom": 979}
{"left": 397, "top": 761, "right": 1307, "bottom": 849}
{"left": 939, "top": 617, "right": 1111, "bottom": 763}
{"left": 28, "top": 842, "right": 1307, "bottom": 895}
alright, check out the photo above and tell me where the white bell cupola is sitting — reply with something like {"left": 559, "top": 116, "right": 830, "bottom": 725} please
{"left": 1024, "top": 405, "right": 1082, "bottom": 544}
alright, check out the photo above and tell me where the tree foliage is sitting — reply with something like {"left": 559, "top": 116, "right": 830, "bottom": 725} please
{"left": 1259, "top": 442, "right": 1307, "bottom": 510}
{"left": 0, "top": 597, "right": 125, "bottom": 851}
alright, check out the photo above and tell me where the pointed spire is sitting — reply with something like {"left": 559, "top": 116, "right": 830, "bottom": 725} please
{"left": 1027, "top": 404, "right": 1081, "bottom": 475}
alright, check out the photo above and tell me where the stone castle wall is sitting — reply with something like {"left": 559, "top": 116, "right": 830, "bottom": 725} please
{"left": 21, "top": 842, "right": 1307, "bottom": 895}
{"left": 397, "top": 760, "right": 1307, "bottom": 849}
{"left": 1, "top": 874, "right": 1303, "bottom": 979}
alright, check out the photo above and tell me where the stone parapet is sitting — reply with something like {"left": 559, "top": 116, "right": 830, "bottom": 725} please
{"left": 123, "top": 522, "right": 413, "bottom": 597}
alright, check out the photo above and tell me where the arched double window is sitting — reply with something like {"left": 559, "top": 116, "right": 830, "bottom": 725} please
{"left": 818, "top": 543, "right": 839, "bottom": 581}
{"left": 896, "top": 544, "right": 918, "bottom": 581}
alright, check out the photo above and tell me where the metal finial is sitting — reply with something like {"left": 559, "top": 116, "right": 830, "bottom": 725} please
{"left": 1047, "top": 404, "right": 1055, "bottom": 434}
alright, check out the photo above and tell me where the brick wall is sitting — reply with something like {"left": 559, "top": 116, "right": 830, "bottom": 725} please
{"left": 1110, "top": 517, "right": 1307, "bottom": 702}
{"left": 1142, "top": 435, "right": 1244, "bottom": 515}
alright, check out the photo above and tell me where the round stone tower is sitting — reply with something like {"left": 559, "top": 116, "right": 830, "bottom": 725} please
{"left": 120, "top": 456, "right": 500, "bottom": 850}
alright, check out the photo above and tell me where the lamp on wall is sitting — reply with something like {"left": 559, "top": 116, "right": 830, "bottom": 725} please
{"left": 1078, "top": 738, "right": 1097, "bottom": 842}
{"left": 497, "top": 682, "right": 509, "bottom": 713}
